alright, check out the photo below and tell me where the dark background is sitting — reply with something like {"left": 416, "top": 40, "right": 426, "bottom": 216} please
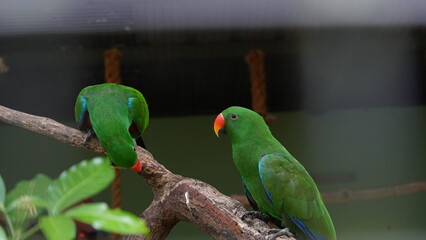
{"left": 1, "top": 1, "right": 426, "bottom": 239}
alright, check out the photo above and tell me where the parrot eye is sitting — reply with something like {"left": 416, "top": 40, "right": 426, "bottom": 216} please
{"left": 230, "top": 114, "right": 238, "bottom": 120}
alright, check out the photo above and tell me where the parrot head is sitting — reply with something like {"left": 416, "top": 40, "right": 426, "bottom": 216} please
{"left": 214, "top": 106, "right": 267, "bottom": 141}
{"left": 130, "top": 159, "right": 142, "bottom": 172}
{"left": 108, "top": 141, "right": 142, "bottom": 172}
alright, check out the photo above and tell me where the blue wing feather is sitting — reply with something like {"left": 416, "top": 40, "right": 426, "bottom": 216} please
{"left": 127, "top": 97, "right": 148, "bottom": 148}
{"left": 258, "top": 154, "right": 277, "bottom": 205}
{"left": 243, "top": 181, "right": 259, "bottom": 211}
{"left": 76, "top": 96, "right": 88, "bottom": 130}
{"left": 287, "top": 214, "right": 326, "bottom": 240}
{"left": 127, "top": 97, "right": 136, "bottom": 110}
{"left": 127, "top": 97, "right": 142, "bottom": 133}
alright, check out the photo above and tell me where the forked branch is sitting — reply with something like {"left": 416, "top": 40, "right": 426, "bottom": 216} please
{"left": 2, "top": 105, "right": 425, "bottom": 240}
{"left": 0, "top": 105, "right": 283, "bottom": 240}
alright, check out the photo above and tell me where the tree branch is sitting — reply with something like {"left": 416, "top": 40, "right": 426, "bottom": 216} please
{"left": 231, "top": 180, "right": 426, "bottom": 206}
{"left": 321, "top": 180, "right": 426, "bottom": 204}
{"left": 0, "top": 105, "right": 285, "bottom": 240}
{"left": 5, "top": 104, "right": 424, "bottom": 239}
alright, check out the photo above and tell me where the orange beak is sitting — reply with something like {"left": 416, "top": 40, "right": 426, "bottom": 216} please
{"left": 214, "top": 113, "right": 225, "bottom": 137}
{"left": 130, "top": 160, "right": 142, "bottom": 172}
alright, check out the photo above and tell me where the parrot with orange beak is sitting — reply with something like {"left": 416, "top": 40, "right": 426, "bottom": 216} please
{"left": 214, "top": 106, "right": 336, "bottom": 240}
{"left": 75, "top": 83, "right": 149, "bottom": 172}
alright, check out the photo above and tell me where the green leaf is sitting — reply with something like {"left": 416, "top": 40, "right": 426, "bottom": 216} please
{"left": 5, "top": 174, "right": 51, "bottom": 206}
{"left": 7, "top": 195, "right": 49, "bottom": 213}
{"left": 0, "top": 226, "right": 6, "bottom": 240}
{"left": 48, "top": 157, "right": 114, "bottom": 214}
{"left": 65, "top": 203, "right": 149, "bottom": 235}
{"left": 39, "top": 216, "right": 75, "bottom": 240}
{"left": 5, "top": 174, "right": 51, "bottom": 227}
{"left": 0, "top": 175, "right": 5, "bottom": 206}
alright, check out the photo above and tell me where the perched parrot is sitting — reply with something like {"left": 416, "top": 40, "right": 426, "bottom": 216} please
{"left": 214, "top": 106, "right": 336, "bottom": 240}
{"left": 75, "top": 83, "right": 149, "bottom": 172}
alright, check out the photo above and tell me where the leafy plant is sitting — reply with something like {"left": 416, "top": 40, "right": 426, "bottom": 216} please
{"left": 0, "top": 157, "right": 149, "bottom": 240}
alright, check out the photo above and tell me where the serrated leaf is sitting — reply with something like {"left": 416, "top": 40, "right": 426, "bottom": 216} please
{"left": 65, "top": 203, "right": 149, "bottom": 235}
{"left": 48, "top": 157, "right": 114, "bottom": 214}
{"left": 0, "top": 175, "right": 5, "bottom": 206}
{"left": 40, "top": 215, "right": 75, "bottom": 240}
{"left": 5, "top": 174, "right": 51, "bottom": 206}
{"left": 0, "top": 226, "right": 6, "bottom": 240}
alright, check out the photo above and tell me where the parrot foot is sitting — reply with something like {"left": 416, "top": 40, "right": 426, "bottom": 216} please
{"left": 266, "top": 228, "right": 294, "bottom": 240}
{"left": 83, "top": 129, "right": 95, "bottom": 145}
{"left": 241, "top": 211, "right": 270, "bottom": 223}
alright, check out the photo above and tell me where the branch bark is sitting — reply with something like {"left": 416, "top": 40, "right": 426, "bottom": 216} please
{"left": 0, "top": 105, "right": 287, "bottom": 240}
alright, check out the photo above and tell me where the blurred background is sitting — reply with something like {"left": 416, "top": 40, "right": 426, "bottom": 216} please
{"left": 1, "top": 0, "right": 426, "bottom": 239}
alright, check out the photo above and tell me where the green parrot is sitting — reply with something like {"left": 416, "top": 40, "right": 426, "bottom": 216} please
{"left": 75, "top": 83, "right": 149, "bottom": 172}
{"left": 214, "top": 106, "right": 336, "bottom": 240}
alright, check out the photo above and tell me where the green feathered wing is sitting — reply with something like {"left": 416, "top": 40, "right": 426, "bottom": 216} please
{"left": 258, "top": 153, "right": 336, "bottom": 240}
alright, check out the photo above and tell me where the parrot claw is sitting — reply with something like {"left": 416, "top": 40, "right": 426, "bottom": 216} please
{"left": 266, "top": 228, "right": 294, "bottom": 240}
{"left": 241, "top": 211, "right": 270, "bottom": 223}
{"left": 83, "top": 129, "right": 95, "bottom": 145}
